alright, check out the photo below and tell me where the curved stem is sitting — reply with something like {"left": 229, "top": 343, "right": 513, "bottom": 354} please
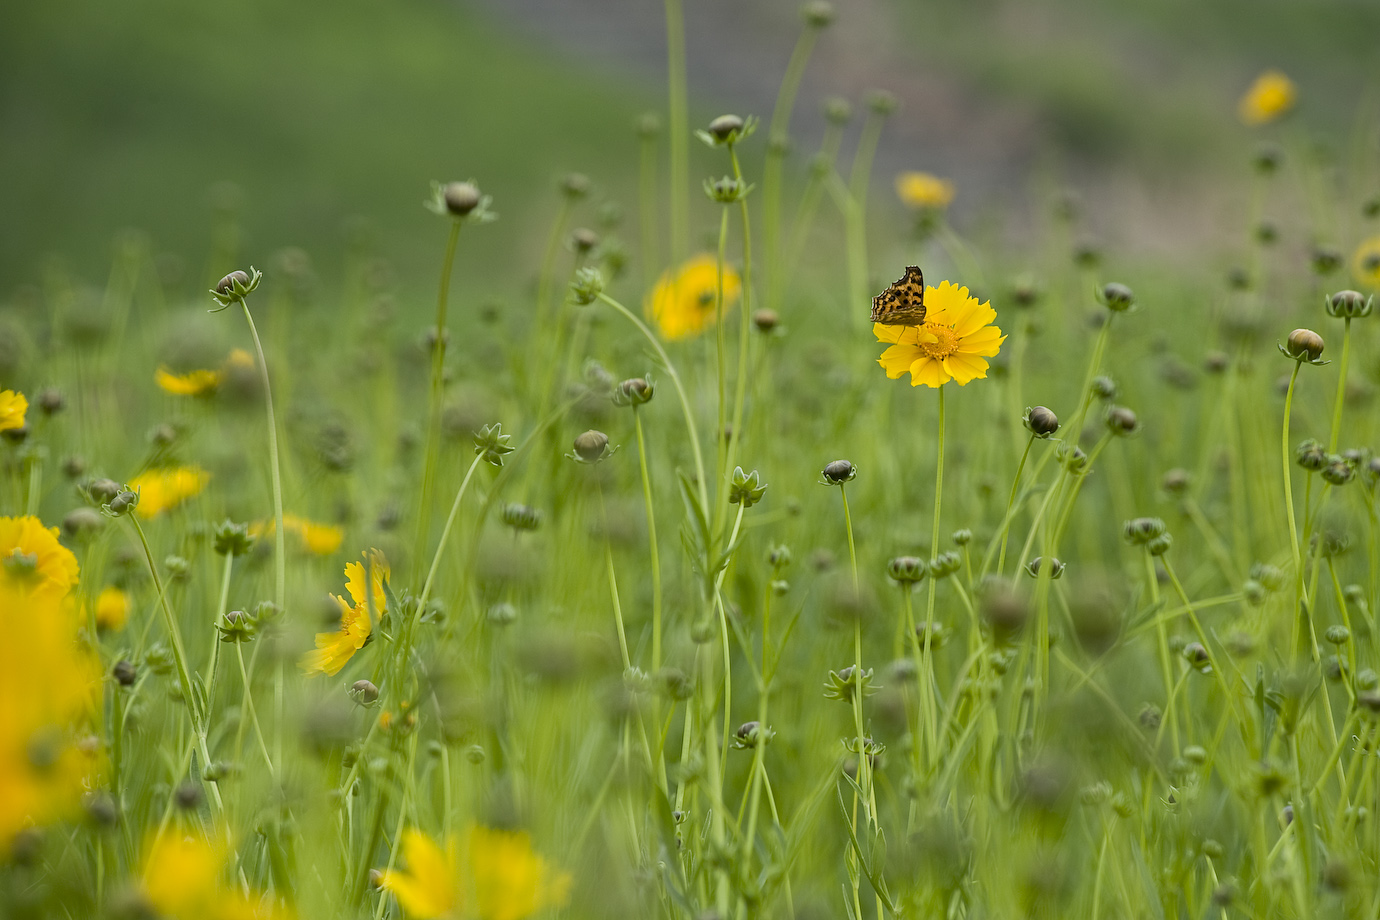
{"left": 995, "top": 434, "right": 1035, "bottom": 576}
{"left": 414, "top": 221, "right": 462, "bottom": 581}
{"left": 1281, "top": 360, "right": 1304, "bottom": 647}
{"left": 634, "top": 410, "right": 663, "bottom": 672}
{"left": 419, "top": 454, "right": 485, "bottom": 611}
{"left": 236, "top": 642, "right": 274, "bottom": 777}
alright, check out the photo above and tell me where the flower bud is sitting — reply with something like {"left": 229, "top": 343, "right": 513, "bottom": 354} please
{"left": 823, "top": 666, "right": 876, "bottom": 702}
{"left": 1105, "top": 405, "right": 1138, "bottom": 435}
{"left": 572, "top": 429, "right": 611, "bottom": 463}
{"left": 487, "top": 602, "right": 517, "bottom": 627}
{"left": 214, "top": 520, "right": 255, "bottom": 556}
{"left": 914, "top": 621, "right": 950, "bottom": 649}
{"left": 349, "top": 679, "right": 380, "bottom": 706}
{"left": 612, "top": 376, "right": 654, "bottom": 407}
{"left": 216, "top": 270, "right": 250, "bottom": 296}
{"left": 1182, "top": 642, "right": 1211, "bottom": 673}
{"left": 823, "top": 96, "right": 852, "bottom": 124}
{"left": 1023, "top": 406, "right": 1059, "bottom": 438}
{"left": 86, "top": 478, "right": 122, "bottom": 505}
{"left": 1325, "top": 625, "right": 1350, "bottom": 645}
{"left": 568, "top": 227, "right": 599, "bottom": 254}
{"left": 1311, "top": 247, "right": 1343, "bottom": 276}
{"left": 865, "top": 89, "right": 898, "bottom": 115}
{"left": 1327, "top": 289, "right": 1372, "bottom": 319}
{"left": 1123, "top": 517, "right": 1167, "bottom": 545}
{"left": 1091, "top": 375, "right": 1117, "bottom": 401}
{"left": 1099, "top": 282, "right": 1135, "bottom": 312}
{"left": 473, "top": 423, "right": 515, "bottom": 467}
{"left": 209, "top": 267, "right": 262, "bottom": 309}
{"left": 62, "top": 507, "right": 105, "bottom": 539}
{"left": 443, "top": 182, "right": 482, "bottom": 216}
{"left": 1161, "top": 468, "right": 1191, "bottom": 494}
{"left": 752, "top": 309, "right": 780, "bottom": 333}
{"left": 1025, "top": 556, "right": 1065, "bottom": 579}
{"left": 1146, "top": 533, "right": 1173, "bottom": 556}
{"left": 930, "top": 551, "right": 961, "bottom": 579}
{"left": 500, "top": 503, "right": 543, "bottom": 532}
{"left": 1281, "top": 328, "right": 1325, "bottom": 362}
{"left": 708, "top": 114, "right": 745, "bottom": 141}
{"left": 728, "top": 467, "right": 768, "bottom": 507}
{"left": 1203, "top": 351, "right": 1229, "bottom": 374}
{"left": 1322, "top": 457, "right": 1355, "bottom": 486}
{"left": 1295, "top": 439, "right": 1327, "bottom": 471}
{"left": 732, "top": 720, "right": 775, "bottom": 749}
{"left": 801, "top": 0, "right": 835, "bottom": 27}
{"left": 106, "top": 490, "right": 139, "bottom": 518}
{"left": 560, "top": 172, "right": 590, "bottom": 199}
{"left": 174, "top": 782, "right": 202, "bottom": 810}
{"left": 1253, "top": 143, "right": 1282, "bottom": 174}
{"left": 36, "top": 388, "right": 65, "bottom": 416}
{"left": 887, "top": 556, "right": 927, "bottom": 583}
{"left": 951, "top": 528, "right": 972, "bottom": 546}
{"left": 704, "top": 175, "right": 751, "bottom": 203}
{"left": 569, "top": 266, "right": 604, "bottom": 305}
{"left": 821, "top": 459, "right": 856, "bottom": 484}
{"left": 112, "top": 659, "right": 137, "bottom": 687}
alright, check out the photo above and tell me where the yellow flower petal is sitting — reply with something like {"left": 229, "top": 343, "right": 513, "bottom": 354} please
{"left": 156, "top": 367, "right": 223, "bottom": 396}
{"left": 0, "top": 390, "right": 27, "bottom": 432}
{"left": 874, "top": 278, "right": 1004, "bottom": 388}
{"left": 380, "top": 830, "right": 458, "bottom": 919}
{"left": 1238, "top": 70, "right": 1296, "bottom": 126}
{"left": 644, "top": 254, "right": 741, "bottom": 342}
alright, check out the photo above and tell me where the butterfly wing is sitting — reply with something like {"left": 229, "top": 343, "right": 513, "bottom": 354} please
{"left": 870, "top": 266, "right": 926, "bottom": 325}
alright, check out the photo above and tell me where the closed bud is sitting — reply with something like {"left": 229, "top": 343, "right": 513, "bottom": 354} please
{"left": 568, "top": 227, "right": 599, "bottom": 254}
{"left": 1281, "top": 328, "right": 1326, "bottom": 363}
{"left": 571, "top": 429, "right": 612, "bottom": 463}
{"left": 951, "top": 528, "right": 972, "bottom": 546}
{"left": 887, "top": 556, "right": 927, "bottom": 583}
{"left": 1098, "top": 282, "right": 1135, "bottom": 312}
{"left": 1295, "top": 439, "right": 1327, "bottom": 471}
{"left": 728, "top": 467, "right": 768, "bottom": 508}
{"left": 914, "top": 621, "right": 950, "bottom": 649}
{"left": 930, "top": 551, "right": 962, "bottom": 579}
{"left": 500, "top": 503, "right": 542, "bottom": 532}
{"left": 1322, "top": 457, "right": 1355, "bottom": 486}
{"left": 1146, "top": 532, "right": 1173, "bottom": 556}
{"left": 443, "top": 181, "right": 482, "bottom": 215}
{"left": 821, "top": 459, "right": 856, "bottom": 484}
{"left": 865, "top": 89, "right": 898, "bottom": 115}
{"left": 209, "top": 267, "right": 262, "bottom": 309}
{"left": 752, "top": 309, "right": 780, "bottom": 333}
{"left": 214, "top": 520, "right": 254, "bottom": 556}
{"left": 106, "top": 490, "right": 140, "bottom": 517}
{"left": 1105, "top": 405, "right": 1138, "bottom": 435}
{"left": 1091, "top": 375, "right": 1117, "bottom": 401}
{"left": 62, "top": 507, "right": 105, "bottom": 539}
{"left": 1025, "top": 556, "right": 1065, "bottom": 579}
{"left": 733, "top": 720, "right": 775, "bottom": 749}
{"left": 473, "top": 422, "right": 515, "bottom": 467}
{"left": 349, "top": 679, "right": 380, "bottom": 706}
{"left": 569, "top": 266, "right": 604, "bottom": 305}
{"left": 1311, "top": 247, "right": 1343, "bottom": 276}
{"left": 1183, "top": 642, "right": 1211, "bottom": 672}
{"left": 174, "top": 782, "right": 202, "bottom": 810}
{"left": 37, "top": 388, "right": 65, "bottom": 416}
{"left": 1326, "top": 289, "right": 1372, "bottom": 319}
{"left": 1123, "top": 517, "right": 1167, "bottom": 545}
{"left": 1162, "top": 468, "right": 1191, "bottom": 494}
{"left": 487, "top": 602, "right": 517, "bottom": 626}
{"left": 823, "top": 96, "right": 852, "bottom": 124}
{"left": 86, "top": 478, "right": 123, "bottom": 505}
{"left": 1253, "top": 143, "right": 1282, "bottom": 174}
{"left": 801, "top": 0, "right": 835, "bottom": 27}
{"left": 708, "top": 114, "right": 745, "bottom": 141}
{"left": 112, "top": 659, "right": 137, "bottom": 687}
{"left": 1023, "top": 406, "right": 1059, "bottom": 438}
{"left": 612, "top": 376, "right": 654, "bottom": 407}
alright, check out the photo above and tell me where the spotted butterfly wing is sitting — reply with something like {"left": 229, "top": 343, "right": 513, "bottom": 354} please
{"left": 871, "top": 266, "right": 926, "bottom": 326}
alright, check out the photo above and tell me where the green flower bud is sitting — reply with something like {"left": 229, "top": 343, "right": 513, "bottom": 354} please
{"left": 732, "top": 720, "right": 775, "bottom": 749}
{"left": 473, "top": 423, "right": 515, "bottom": 467}
{"left": 728, "top": 466, "right": 768, "bottom": 508}
{"left": 1280, "top": 328, "right": 1327, "bottom": 364}
{"left": 823, "top": 665, "right": 877, "bottom": 702}
{"left": 1182, "top": 642, "right": 1211, "bottom": 673}
{"left": 1295, "top": 439, "right": 1327, "bottom": 471}
{"left": 612, "top": 376, "right": 654, "bottom": 407}
{"left": 500, "top": 503, "right": 542, "bottom": 532}
{"left": 1326, "top": 289, "right": 1373, "bottom": 319}
{"left": 930, "top": 551, "right": 962, "bottom": 579}
{"left": 209, "top": 267, "right": 263, "bottom": 311}
{"left": 216, "top": 609, "right": 257, "bottom": 644}
{"left": 951, "top": 528, "right": 972, "bottom": 546}
{"left": 570, "top": 429, "right": 613, "bottom": 464}
{"left": 887, "top": 556, "right": 927, "bottom": 583}
{"left": 1123, "top": 517, "right": 1167, "bottom": 545}
{"left": 1023, "top": 406, "right": 1059, "bottom": 438}
{"left": 1098, "top": 282, "right": 1135, "bottom": 312}
{"left": 820, "top": 459, "right": 856, "bottom": 484}
{"left": 1025, "top": 556, "right": 1065, "bottom": 579}
{"left": 214, "top": 520, "right": 255, "bottom": 557}
{"left": 801, "top": 0, "right": 835, "bottom": 27}
{"left": 1105, "top": 405, "right": 1138, "bottom": 435}
{"left": 105, "top": 490, "right": 140, "bottom": 518}
{"left": 569, "top": 266, "right": 604, "bottom": 305}
{"left": 349, "top": 679, "right": 380, "bottom": 706}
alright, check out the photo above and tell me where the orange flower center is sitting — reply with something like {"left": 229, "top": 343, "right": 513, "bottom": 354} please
{"left": 918, "top": 323, "right": 960, "bottom": 360}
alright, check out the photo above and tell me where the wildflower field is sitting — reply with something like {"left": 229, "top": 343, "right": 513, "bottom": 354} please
{"left": 5, "top": 3, "right": 1380, "bottom": 918}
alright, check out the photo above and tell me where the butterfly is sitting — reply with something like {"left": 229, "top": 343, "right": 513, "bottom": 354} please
{"left": 870, "top": 266, "right": 927, "bottom": 326}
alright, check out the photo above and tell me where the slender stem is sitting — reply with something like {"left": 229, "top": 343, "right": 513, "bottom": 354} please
{"left": 597, "top": 292, "right": 708, "bottom": 510}
{"left": 236, "top": 642, "right": 274, "bottom": 777}
{"left": 1327, "top": 318, "right": 1351, "bottom": 453}
{"left": 1281, "top": 360, "right": 1304, "bottom": 647}
{"left": 995, "top": 434, "right": 1035, "bottom": 576}
{"left": 925, "top": 386, "right": 946, "bottom": 641}
{"left": 724, "top": 146, "right": 756, "bottom": 529}
{"left": 714, "top": 203, "right": 731, "bottom": 486}
{"left": 414, "top": 220, "right": 462, "bottom": 581}
{"left": 664, "top": 0, "right": 688, "bottom": 263}
{"left": 240, "top": 301, "right": 285, "bottom": 611}
{"left": 762, "top": 23, "right": 820, "bottom": 313}
{"left": 634, "top": 410, "right": 663, "bottom": 672}
{"left": 418, "top": 454, "right": 485, "bottom": 611}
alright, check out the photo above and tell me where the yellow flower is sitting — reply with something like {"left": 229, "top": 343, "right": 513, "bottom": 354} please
{"left": 379, "top": 826, "right": 571, "bottom": 920}
{"left": 0, "top": 516, "right": 100, "bottom": 854}
{"left": 644, "top": 254, "right": 741, "bottom": 342}
{"left": 300, "top": 549, "right": 389, "bottom": 676}
{"left": 0, "top": 515, "right": 80, "bottom": 602}
{"left": 470, "top": 825, "right": 572, "bottom": 920}
{"left": 875, "top": 280, "right": 1006, "bottom": 387}
{"left": 128, "top": 466, "right": 210, "bottom": 518}
{"left": 225, "top": 348, "right": 255, "bottom": 370}
{"left": 141, "top": 830, "right": 288, "bottom": 920}
{"left": 381, "top": 830, "right": 460, "bottom": 919}
{"left": 1353, "top": 236, "right": 1380, "bottom": 289}
{"left": 1238, "top": 70, "right": 1296, "bottom": 125}
{"left": 94, "top": 586, "right": 130, "bottom": 630}
{"left": 253, "top": 514, "right": 344, "bottom": 556}
{"left": 895, "top": 172, "right": 955, "bottom": 210}
{"left": 156, "top": 367, "right": 223, "bottom": 396}
{"left": 0, "top": 390, "right": 26, "bottom": 433}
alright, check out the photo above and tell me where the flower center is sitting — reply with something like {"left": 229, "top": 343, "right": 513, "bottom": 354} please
{"left": 918, "top": 323, "right": 960, "bottom": 360}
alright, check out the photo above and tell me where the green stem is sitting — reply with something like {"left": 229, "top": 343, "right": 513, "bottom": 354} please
{"left": 596, "top": 292, "right": 708, "bottom": 511}
{"left": 414, "top": 220, "right": 462, "bottom": 582}
{"left": 995, "top": 434, "right": 1035, "bottom": 576}
{"left": 762, "top": 23, "right": 820, "bottom": 313}
{"left": 664, "top": 0, "right": 689, "bottom": 263}
{"left": 418, "top": 453, "right": 485, "bottom": 611}
{"left": 634, "top": 410, "right": 663, "bottom": 673}
{"left": 235, "top": 642, "right": 274, "bottom": 777}
{"left": 1281, "top": 360, "right": 1304, "bottom": 648}
{"left": 240, "top": 301, "right": 285, "bottom": 612}
{"left": 1327, "top": 317, "right": 1351, "bottom": 453}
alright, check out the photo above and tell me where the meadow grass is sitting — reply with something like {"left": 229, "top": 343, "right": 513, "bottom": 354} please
{"left": 4, "top": 6, "right": 1380, "bottom": 920}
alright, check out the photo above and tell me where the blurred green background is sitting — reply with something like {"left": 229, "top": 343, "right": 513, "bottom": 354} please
{"left": 2, "top": 0, "right": 1378, "bottom": 301}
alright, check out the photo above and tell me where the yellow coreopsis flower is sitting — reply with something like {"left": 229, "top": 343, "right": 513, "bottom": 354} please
{"left": 300, "top": 549, "right": 389, "bottom": 676}
{"left": 379, "top": 825, "right": 571, "bottom": 920}
{"left": 1352, "top": 236, "right": 1380, "bottom": 289}
{"left": 1238, "top": 70, "right": 1296, "bottom": 125}
{"left": 142, "top": 830, "right": 288, "bottom": 920}
{"left": 875, "top": 280, "right": 1005, "bottom": 387}
{"left": 94, "top": 586, "right": 130, "bottom": 630}
{"left": 895, "top": 171, "right": 955, "bottom": 210}
{"left": 0, "top": 516, "right": 100, "bottom": 853}
{"left": 0, "top": 390, "right": 26, "bottom": 433}
{"left": 253, "top": 514, "right": 344, "bottom": 556}
{"left": 644, "top": 254, "right": 742, "bottom": 342}
{"left": 128, "top": 466, "right": 210, "bottom": 518}
{"left": 156, "top": 367, "right": 223, "bottom": 396}
{"left": 470, "top": 825, "right": 572, "bottom": 920}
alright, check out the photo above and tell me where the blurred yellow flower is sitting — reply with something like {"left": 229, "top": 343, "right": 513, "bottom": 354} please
{"left": 252, "top": 514, "right": 344, "bottom": 556}
{"left": 156, "top": 367, "right": 223, "bottom": 396}
{"left": 142, "top": 830, "right": 288, "bottom": 920}
{"left": 1238, "top": 70, "right": 1296, "bottom": 125}
{"left": 379, "top": 825, "right": 571, "bottom": 920}
{"left": 225, "top": 347, "right": 255, "bottom": 370}
{"left": 875, "top": 280, "right": 1005, "bottom": 387}
{"left": 1352, "top": 236, "right": 1380, "bottom": 289}
{"left": 645, "top": 254, "right": 741, "bottom": 341}
{"left": 0, "top": 515, "right": 80, "bottom": 602}
{"left": 380, "top": 830, "right": 459, "bottom": 919}
{"left": 0, "top": 516, "right": 100, "bottom": 854}
{"left": 0, "top": 390, "right": 26, "bottom": 433}
{"left": 470, "top": 824, "right": 572, "bottom": 920}
{"left": 895, "top": 171, "right": 955, "bottom": 210}
{"left": 94, "top": 586, "right": 130, "bottom": 631}
{"left": 300, "top": 549, "right": 389, "bottom": 676}
{"left": 129, "top": 466, "right": 210, "bottom": 518}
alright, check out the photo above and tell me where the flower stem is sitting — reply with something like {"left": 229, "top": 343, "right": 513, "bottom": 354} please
{"left": 239, "top": 301, "right": 285, "bottom": 612}
{"left": 924, "top": 386, "right": 946, "bottom": 645}
{"left": 762, "top": 22, "right": 819, "bottom": 314}
{"left": 634, "top": 409, "right": 663, "bottom": 673}
{"left": 994, "top": 433, "right": 1035, "bottom": 576}
{"left": 235, "top": 642, "right": 274, "bottom": 777}
{"left": 663, "top": 0, "right": 689, "bottom": 263}
{"left": 1327, "top": 317, "right": 1351, "bottom": 453}
{"left": 1281, "top": 359, "right": 1304, "bottom": 648}
{"left": 414, "top": 220, "right": 462, "bottom": 582}
{"left": 419, "top": 454, "right": 485, "bottom": 611}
